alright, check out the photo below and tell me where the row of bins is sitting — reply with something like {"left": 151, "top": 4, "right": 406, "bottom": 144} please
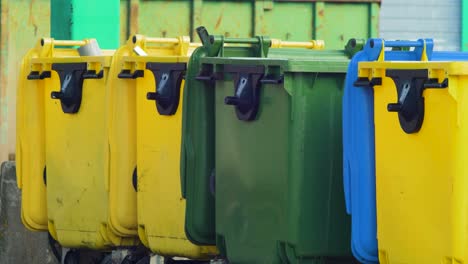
{"left": 16, "top": 26, "right": 468, "bottom": 263}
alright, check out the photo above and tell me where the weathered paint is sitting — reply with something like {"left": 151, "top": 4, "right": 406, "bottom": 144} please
{"left": 0, "top": 0, "right": 50, "bottom": 162}
{"left": 123, "top": 0, "right": 380, "bottom": 48}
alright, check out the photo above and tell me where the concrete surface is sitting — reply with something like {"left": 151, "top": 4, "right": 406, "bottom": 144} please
{"left": 0, "top": 161, "right": 56, "bottom": 264}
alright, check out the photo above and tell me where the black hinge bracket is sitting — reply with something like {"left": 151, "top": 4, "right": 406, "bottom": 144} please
{"left": 145, "top": 63, "right": 186, "bottom": 116}
{"left": 27, "top": 71, "right": 52, "bottom": 80}
{"left": 48, "top": 63, "right": 103, "bottom": 114}
{"left": 118, "top": 69, "right": 144, "bottom": 79}
{"left": 211, "top": 64, "right": 283, "bottom": 121}
{"left": 385, "top": 69, "right": 447, "bottom": 134}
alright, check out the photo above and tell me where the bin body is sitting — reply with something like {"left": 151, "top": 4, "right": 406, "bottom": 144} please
{"left": 213, "top": 57, "right": 351, "bottom": 264}
{"left": 117, "top": 36, "right": 218, "bottom": 258}
{"left": 20, "top": 38, "right": 138, "bottom": 249}
{"left": 343, "top": 39, "right": 468, "bottom": 263}
{"left": 16, "top": 45, "right": 51, "bottom": 231}
{"left": 357, "top": 58, "right": 468, "bottom": 263}
{"left": 181, "top": 45, "right": 274, "bottom": 246}
{"left": 183, "top": 34, "right": 354, "bottom": 262}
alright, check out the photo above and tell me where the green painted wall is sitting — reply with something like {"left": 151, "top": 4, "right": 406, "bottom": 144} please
{"left": 51, "top": 0, "right": 120, "bottom": 49}
{"left": 121, "top": 0, "right": 380, "bottom": 50}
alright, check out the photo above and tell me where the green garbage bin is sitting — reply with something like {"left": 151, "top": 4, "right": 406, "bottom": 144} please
{"left": 181, "top": 27, "right": 358, "bottom": 263}
{"left": 181, "top": 27, "right": 303, "bottom": 246}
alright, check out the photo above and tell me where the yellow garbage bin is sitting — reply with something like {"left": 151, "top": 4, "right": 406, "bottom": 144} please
{"left": 16, "top": 40, "right": 51, "bottom": 231}
{"left": 357, "top": 43, "right": 468, "bottom": 263}
{"left": 23, "top": 38, "right": 138, "bottom": 249}
{"left": 111, "top": 34, "right": 217, "bottom": 258}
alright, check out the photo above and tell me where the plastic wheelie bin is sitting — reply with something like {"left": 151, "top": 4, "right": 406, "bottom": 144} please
{"left": 112, "top": 34, "right": 217, "bottom": 259}
{"left": 23, "top": 38, "right": 138, "bottom": 249}
{"left": 355, "top": 43, "right": 468, "bottom": 263}
{"left": 181, "top": 27, "right": 327, "bottom": 248}
{"left": 343, "top": 39, "right": 468, "bottom": 264}
{"left": 182, "top": 27, "right": 355, "bottom": 263}
{"left": 16, "top": 40, "right": 50, "bottom": 231}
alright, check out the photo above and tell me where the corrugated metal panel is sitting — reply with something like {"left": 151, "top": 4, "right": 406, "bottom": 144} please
{"left": 119, "top": 0, "right": 379, "bottom": 49}
{"left": 380, "top": 0, "right": 460, "bottom": 51}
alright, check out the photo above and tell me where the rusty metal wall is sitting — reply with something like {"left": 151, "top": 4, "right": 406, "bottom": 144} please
{"left": 119, "top": 0, "right": 379, "bottom": 47}
{"left": 0, "top": 0, "right": 50, "bottom": 163}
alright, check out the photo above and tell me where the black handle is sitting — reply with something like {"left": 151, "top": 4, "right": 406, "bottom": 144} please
{"left": 118, "top": 69, "right": 144, "bottom": 79}
{"left": 27, "top": 71, "right": 51, "bottom": 80}
{"left": 260, "top": 75, "right": 284, "bottom": 84}
{"left": 354, "top": 77, "right": 382, "bottom": 87}
{"left": 196, "top": 26, "right": 213, "bottom": 45}
{"left": 82, "top": 70, "right": 103, "bottom": 79}
{"left": 424, "top": 78, "right": 448, "bottom": 88}
{"left": 387, "top": 103, "right": 403, "bottom": 112}
{"left": 146, "top": 92, "right": 163, "bottom": 101}
{"left": 27, "top": 71, "right": 41, "bottom": 80}
{"left": 224, "top": 96, "right": 241, "bottom": 106}
{"left": 51, "top": 91, "right": 63, "bottom": 99}
{"left": 195, "top": 75, "right": 215, "bottom": 81}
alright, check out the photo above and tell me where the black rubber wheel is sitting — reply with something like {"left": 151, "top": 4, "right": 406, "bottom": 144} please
{"left": 48, "top": 233, "right": 62, "bottom": 263}
{"left": 98, "top": 253, "right": 113, "bottom": 264}
{"left": 134, "top": 256, "right": 151, "bottom": 264}
{"left": 121, "top": 248, "right": 151, "bottom": 264}
{"left": 164, "top": 258, "right": 174, "bottom": 264}
{"left": 64, "top": 250, "right": 80, "bottom": 264}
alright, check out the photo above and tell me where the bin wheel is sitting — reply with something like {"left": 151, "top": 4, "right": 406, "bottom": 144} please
{"left": 48, "top": 233, "right": 62, "bottom": 263}
{"left": 63, "top": 249, "right": 109, "bottom": 264}
{"left": 134, "top": 256, "right": 151, "bottom": 264}
{"left": 121, "top": 248, "right": 150, "bottom": 264}
{"left": 164, "top": 258, "right": 174, "bottom": 264}
{"left": 64, "top": 250, "right": 80, "bottom": 264}
{"left": 98, "top": 254, "right": 113, "bottom": 264}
